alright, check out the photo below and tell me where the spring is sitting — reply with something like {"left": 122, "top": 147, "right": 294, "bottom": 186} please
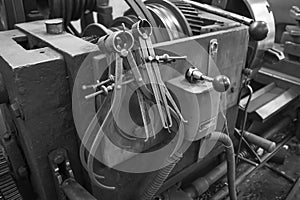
{"left": 140, "top": 152, "right": 182, "bottom": 200}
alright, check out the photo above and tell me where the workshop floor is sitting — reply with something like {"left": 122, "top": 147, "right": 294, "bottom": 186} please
{"left": 237, "top": 136, "right": 300, "bottom": 200}
{"left": 200, "top": 126, "right": 300, "bottom": 200}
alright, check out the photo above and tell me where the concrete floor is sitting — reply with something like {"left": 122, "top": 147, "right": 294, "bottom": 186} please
{"left": 237, "top": 136, "right": 300, "bottom": 200}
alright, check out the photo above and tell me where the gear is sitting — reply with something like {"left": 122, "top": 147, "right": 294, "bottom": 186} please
{"left": 0, "top": 146, "right": 22, "bottom": 200}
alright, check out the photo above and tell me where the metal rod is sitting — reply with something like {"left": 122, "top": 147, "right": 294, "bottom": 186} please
{"left": 236, "top": 84, "right": 253, "bottom": 163}
{"left": 184, "top": 0, "right": 253, "bottom": 25}
{"left": 264, "top": 163, "right": 296, "bottom": 183}
{"left": 82, "top": 78, "right": 112, "bottom": 90}
{"left": 85, "top": 84, "right": 114, "bottom": 100}
{"left": 238, "top": 156, "right": 295, "bottom": 183}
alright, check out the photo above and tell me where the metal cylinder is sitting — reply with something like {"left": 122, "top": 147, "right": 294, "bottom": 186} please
{"left": 97, "top": 30, "right": 134, "bottom": 54}
{"left": 184, "top": 161, "right": 227, "bottom": 199}
{"left": 62, "top": 178, "right": 97, "bottom": 200}
{"left": 45, "top": 19, "right": 64, "bottom": 34}
{"left": 243, "top": 131, "right": 276, "bottom": 153}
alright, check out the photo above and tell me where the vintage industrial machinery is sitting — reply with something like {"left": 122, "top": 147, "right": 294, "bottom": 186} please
{"left": 0, "top": 0, "right": 297, "bottom": 200}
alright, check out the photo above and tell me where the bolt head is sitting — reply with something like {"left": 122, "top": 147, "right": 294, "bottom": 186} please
{"left": 18, "top": 166, "right": 28, "bottom": 178}
{"left": 54, "top": 154, "right": 65, "bottom": 165}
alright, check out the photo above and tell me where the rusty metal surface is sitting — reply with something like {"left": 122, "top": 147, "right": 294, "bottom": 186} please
{"left": 0, "top": 106, "right": 35, "bottom": 199}
{"left": 16, "top": 20, "right": 97, "bottom": 57}
{"left": 15, "top": 20, "right": 98, "bottom": 86}
{"left": 0, "top": 29, "right": 86, "bottom": 200}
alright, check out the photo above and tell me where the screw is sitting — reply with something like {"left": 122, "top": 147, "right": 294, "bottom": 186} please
{"left": 243, "top": 68, "right": 253, "bottom": 77}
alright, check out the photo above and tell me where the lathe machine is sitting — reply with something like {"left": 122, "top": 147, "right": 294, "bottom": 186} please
{"left": 0, "top": 0, "right": 298, "bottom": 200}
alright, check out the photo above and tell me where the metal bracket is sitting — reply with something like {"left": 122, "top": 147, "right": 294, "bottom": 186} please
{"left": 49, "top": 148, "right": 74, "bottom": 186}
{"left": 208, "top": 39, "right": 218, "bottom": 76}
{"left": 49, "top": 148, "right": 98, "bottom": 200}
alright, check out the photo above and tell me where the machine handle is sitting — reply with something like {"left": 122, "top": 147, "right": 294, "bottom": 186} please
{"left": 185, "top": 67, "right": 231, "bottom": 92}
{"left": 184, "top": 1, "right": 269, "bottom": 41}
{"left": 249, "top": 21, "right": 269, "bottom": 41}
{"left": 244, "top": 131, "right": 276, "bottom": 153}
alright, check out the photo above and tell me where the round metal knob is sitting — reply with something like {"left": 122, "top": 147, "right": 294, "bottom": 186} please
{"left": 249, "top": 21, "right": 269, "bottom": 41}
{"left": 212, "top": 75, "right": 231, "bottom": 92}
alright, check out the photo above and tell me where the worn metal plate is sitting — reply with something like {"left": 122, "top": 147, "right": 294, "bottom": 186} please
{"left": 16, "top": 20, "right": 98, "bottom": 86}
{"left": 0, "top": 29, "right": 86, "bottom": 200}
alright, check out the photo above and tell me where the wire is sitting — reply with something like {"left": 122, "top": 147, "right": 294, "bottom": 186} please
{"left": 220, "top": 92, "right": 229, "bottom": 135}
{"left": 236, "top": 84, "right": 253, "bottom": 163}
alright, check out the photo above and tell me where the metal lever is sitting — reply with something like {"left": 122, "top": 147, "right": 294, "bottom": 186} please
{"left": 146, "top": 54, "right": 187, "bottom": 63}
{"left": 85, "top": 84, "right": 114, "bottom": 100}
{"left": 249, "top": 21, "right": 269, "bottom": 41}
{"left": 82, "top": 75, "right": 114, "bottom": 90}
{"left": 185, "top": 67, "right": 231, "bottom": 92}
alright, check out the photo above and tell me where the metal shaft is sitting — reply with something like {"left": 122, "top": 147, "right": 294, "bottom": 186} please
{"left": 184, "top": 0, "right": 253, "bottom": 25}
